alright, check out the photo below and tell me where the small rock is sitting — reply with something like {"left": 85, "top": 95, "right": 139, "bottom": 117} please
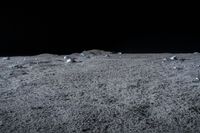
{"left": 8, "top": 64, "right": 16, "bottom": 68}
{"left": 170, "top": 56, "right": 177, "bottom": 60}
{"left": 118, "top": 52, "right": 122, "bottom": 55}
{"left": 66, "top": 58, "right": 73, "bottom": 63}
{"left": 34, "top": 58, "right": 39, "bottom": 64}
{"left": 63, "top": 56, "right": 68, "bottom": 60}
{"left": 31, "top": 106, "right": 43, "bottom": 110}
{"left": 2, "top": 57, "right": 10, "bottom": 60}
{"left": 179, "top": 58, "right": 186, "bottom": 62}
{"left": 195, "top": 77, "right": 200, "bottom": 81}
{"left": 64, "top": 57, "right": 75, "bottom": 63}
{"left": 79, "top": 91, "right": 85, "bottom": 96}
{"left": 162, "top": 58, "right": 169, "bottom": 63}
{"left": 80, "top": 53, "right": 85, "bottom": 56}
{"left": 194, "top": 52, "right": 199, "bottom": 54}
{"left": 105, "top": 54, "right": 110, "bottom": 57}
{"left": 193, "top": 77, "right": 200, "bottom": 82}
{"left": 86, "top": 56, "right": 91, "bottom": 58}
{"left": 195, "top": 70, "right": 200, "bottom": 81}
{"left": 173, "top": 66, "right": 183, "bottom": 70}
{"left": 162, "top": 58, "right": 168, "bottom": 61}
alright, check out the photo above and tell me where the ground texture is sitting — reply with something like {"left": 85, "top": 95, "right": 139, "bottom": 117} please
{"left": 1, "top": 50, "right": 200, "bottom": 133}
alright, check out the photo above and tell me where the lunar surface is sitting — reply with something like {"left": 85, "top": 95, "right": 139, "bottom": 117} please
{"left": 1, "top": 50, "right": 200, "bottom": 133}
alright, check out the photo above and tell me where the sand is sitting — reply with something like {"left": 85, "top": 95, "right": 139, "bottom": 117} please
{"left": 1, "top": 50, "right": 200, "bottom": 133}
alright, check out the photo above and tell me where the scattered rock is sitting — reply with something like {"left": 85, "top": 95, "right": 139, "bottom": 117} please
{"left": 2, "top": 52, "right": 200, "bottom": 132}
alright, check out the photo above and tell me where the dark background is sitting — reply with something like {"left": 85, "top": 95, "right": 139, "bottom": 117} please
{"left": 0, "top": 8, "right": 200, "bottom": 56}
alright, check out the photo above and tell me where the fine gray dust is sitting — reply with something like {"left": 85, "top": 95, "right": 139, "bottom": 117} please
{"left": 1, "top": 50, "right": 200, "bottom": 133}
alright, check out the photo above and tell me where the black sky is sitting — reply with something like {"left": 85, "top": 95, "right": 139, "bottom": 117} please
{"left": 0, "top": 8, "right": 200, "bottom": 56}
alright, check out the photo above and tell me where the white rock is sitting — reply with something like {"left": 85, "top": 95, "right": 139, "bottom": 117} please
{"left": 118, "top": 52, "right": 122, "bottom": 55}
{"left": 65, "top": 58, "right": 75, "bottom": 63}
{"left": 63, "top": 56, "right": 68, "bottom": 60}
{"left": 170, "top": 56, "right": 177, "bottom": 60}
{"left": 66, "top": 59, "right": 72, "bottom": 63}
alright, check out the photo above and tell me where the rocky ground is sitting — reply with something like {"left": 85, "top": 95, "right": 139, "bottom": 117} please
{"left": 1, "top": 50, "right": 200, "bottom": 133}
